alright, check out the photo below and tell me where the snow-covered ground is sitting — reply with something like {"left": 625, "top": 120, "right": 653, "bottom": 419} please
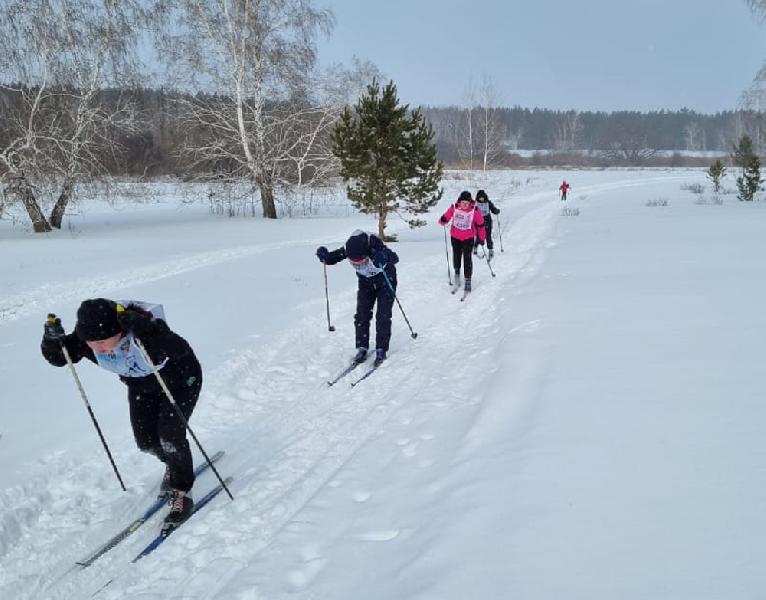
{"left": 2, "top": 169, "right": 765, "bottom": 599}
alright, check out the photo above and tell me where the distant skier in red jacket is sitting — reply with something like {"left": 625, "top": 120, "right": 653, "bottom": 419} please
{"left": 559, "top": 180, "right": 571, "bottom": 201}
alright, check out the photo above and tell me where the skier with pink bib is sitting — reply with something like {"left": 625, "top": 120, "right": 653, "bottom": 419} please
{"left": 438, "top": 190, "right": 486, "bottom": 294}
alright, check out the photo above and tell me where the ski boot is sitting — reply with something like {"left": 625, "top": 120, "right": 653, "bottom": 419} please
{"left": 162, "top": 489, "right": 194, "bottom": 534}
{"left": 373, "top": 349, "right": 387, "bottom": 367}
{"left": 353, "top": 348, "right": 368, "bottom": 364}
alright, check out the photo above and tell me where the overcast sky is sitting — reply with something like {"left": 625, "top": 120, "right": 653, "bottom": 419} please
{"left": 318, "top": 0, "right": 766, "bottom": 113}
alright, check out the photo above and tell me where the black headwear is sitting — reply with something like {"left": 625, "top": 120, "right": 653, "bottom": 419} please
{"left": 345, "top": 230, "right": 370, "bottom": 260}
{"left": 74, "top": 298, "right": 122, "bottom": 341}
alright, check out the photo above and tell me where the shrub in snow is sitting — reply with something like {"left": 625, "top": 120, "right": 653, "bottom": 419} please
{"left": 646, "top": 198, "right": 669, "bottom": 207}
{"left": 694, "top": 194, "right": 723, "bottom": 206}
{"left": 561, "top": 206, "right": 580, "bottom": 216}
{"left": 681, "top": 182, "right": 704, "bottom": 194}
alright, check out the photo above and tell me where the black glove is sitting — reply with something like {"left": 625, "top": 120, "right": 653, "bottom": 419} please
{"left": 44, "top": 314, "right": 66, "bottom": 342}
{"left": 495, "top": 208, "right": 501, "bottom": 214}
{"left": 439, "top": 216, "right": 447, "bottom": 225}
{"left": 478, "top": 239, "right": 485, "bottom": 246}
{"left": 316, "top": 246, "right": 329, "bottom": 263}
{"left": 116, "top": 306, "right": 152, "bottom": 336}
{"left": 372, "top": 249, "right": 387, "bottom": 268}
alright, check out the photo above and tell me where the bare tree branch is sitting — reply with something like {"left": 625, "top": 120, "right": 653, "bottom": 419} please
{"left": 0, "top": 0, "right": 147, "bottom": 230}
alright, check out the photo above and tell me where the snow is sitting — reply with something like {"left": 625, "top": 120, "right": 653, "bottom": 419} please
{"left": 1, "top": 169, "right": 765, "bottom": 599}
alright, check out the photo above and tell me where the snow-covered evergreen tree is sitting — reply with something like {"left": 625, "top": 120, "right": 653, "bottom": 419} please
{"left": 331, "top": 79, "right": 442, "bottom": 240}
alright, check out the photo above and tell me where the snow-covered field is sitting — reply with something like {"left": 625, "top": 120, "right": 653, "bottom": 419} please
{"left": 2, "top": 169, "right": 765, "bottom": 599}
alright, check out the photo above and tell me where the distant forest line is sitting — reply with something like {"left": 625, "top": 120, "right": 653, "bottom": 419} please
{"left": 2, "top": 86, "right": 763, "bottom": 178}
{"left": 421, "top": 105, "right": 765, "bottom": 168}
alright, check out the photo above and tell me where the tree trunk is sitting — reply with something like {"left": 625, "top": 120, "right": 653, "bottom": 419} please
{"left": 258, "top": 178, "right": 277, "bottom": 219}
{"left": 49, "top": 177, "right": 74, "bottom": 229}
{"left": 8, "top": 175, "right": 51, "bottom": 232}
{"left": 377, "top": 201, "right": 387, "bottom": 239}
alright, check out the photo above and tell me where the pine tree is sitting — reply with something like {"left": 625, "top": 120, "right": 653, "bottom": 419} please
{"left": 732, "top": 135, "right": 763, "bottom": 202}
{"left": 331, "top": 79, "right": 443, "bottom": 240}
{"left": 706, "top": 159, "right": 727, "bottom": 193}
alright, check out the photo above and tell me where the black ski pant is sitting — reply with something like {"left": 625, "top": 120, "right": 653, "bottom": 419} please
{"left": 452, "top": 237, "right": 475, "bottom": 279}
{"left": 128, "top": 376, "right": 201, "bottom": 493}
{"left": 354, "top": 274, "right": 396, "bottom": 352}
{"left": 475, "top": 217, "right": 494, "bottom": 250}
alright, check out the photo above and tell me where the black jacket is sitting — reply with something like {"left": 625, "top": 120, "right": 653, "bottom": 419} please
{"left": 41, "top": 318, "right": 201, "bottom": 395}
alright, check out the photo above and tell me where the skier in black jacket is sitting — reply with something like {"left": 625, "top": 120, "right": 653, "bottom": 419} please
{"left": 316, "top": 230, "right": 399, "bottom": 367}
{"left": 41, "top": 298, "right": 202, "bottom": 531}
{"left": 474, "top": 189, "right": 501, "bottom": 260}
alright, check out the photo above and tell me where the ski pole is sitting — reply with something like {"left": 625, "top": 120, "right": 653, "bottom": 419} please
{"left": 380, "top": 270, "right": 418, "bottom": 339}
{"left": 322, "top": 263, "right": 335, "bottom": 332}
{"left": 121, "top": 308, "right": 234, "bottom": 501}
{"left": 496, "top": 215, "right": 505, "bottom": 253}
{"left": 52, "top": 317, "right": 126, "bottom": 492}
{"left": 479, "top": 245, "right": 496, "bottom": 278}
{"left": 443, "top": 226, "right": 452, "bottom": 285}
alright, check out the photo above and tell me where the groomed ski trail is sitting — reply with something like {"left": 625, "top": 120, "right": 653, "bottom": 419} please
{"left": 1, "top": 174, "right": 688, "bottom": 599}
{"left": 84, "top": 192, "right": 560, "bottom": 600}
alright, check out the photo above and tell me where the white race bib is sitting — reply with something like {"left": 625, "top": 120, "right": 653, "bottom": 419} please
{"left": 94, "top": 332, "right": 167, "bottom": 378}
{"left": 351, "top": 258, "right": 383, "bottom": 278}
{"left": 452, "top": 208, "right": 475, "bottom": 231}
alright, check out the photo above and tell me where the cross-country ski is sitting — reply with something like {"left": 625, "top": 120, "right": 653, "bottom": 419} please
{"left": 76, "top": 450, "right": 225, "bottom": 568}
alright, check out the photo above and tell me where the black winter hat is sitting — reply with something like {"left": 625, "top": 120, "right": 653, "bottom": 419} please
{"left": 345, "top": 230, "right": 370, "bottom": 260}
{"left": 75, "top": 298, "right": 122, "bottom": 341}
{"left": 476, "top": 189, "right": 488, "bottom": 201}
{"left": 459, "top": 190, "right": 472, "bottom": 201}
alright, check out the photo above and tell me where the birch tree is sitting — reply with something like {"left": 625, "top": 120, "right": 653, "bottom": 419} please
{"left": 477, "top": 75, "right": 505, "bottom": 171}
{"left": 154, "top": 0, "right": 333, "bottom": 219}
{"left": 0, "top": 0, "right": 145, "bottom": 231}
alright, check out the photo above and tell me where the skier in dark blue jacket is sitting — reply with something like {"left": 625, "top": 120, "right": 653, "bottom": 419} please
{"left": 316, "top": 230, "right": 399, "bottom": 366}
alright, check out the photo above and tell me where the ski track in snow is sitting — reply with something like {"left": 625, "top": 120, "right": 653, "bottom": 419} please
{"left": 0, "top": 175, "right": 686, "bottom": 599}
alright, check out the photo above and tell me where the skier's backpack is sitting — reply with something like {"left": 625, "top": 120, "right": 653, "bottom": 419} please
{"left": 118, "top": 300, "right": 166, "bottom": 322}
